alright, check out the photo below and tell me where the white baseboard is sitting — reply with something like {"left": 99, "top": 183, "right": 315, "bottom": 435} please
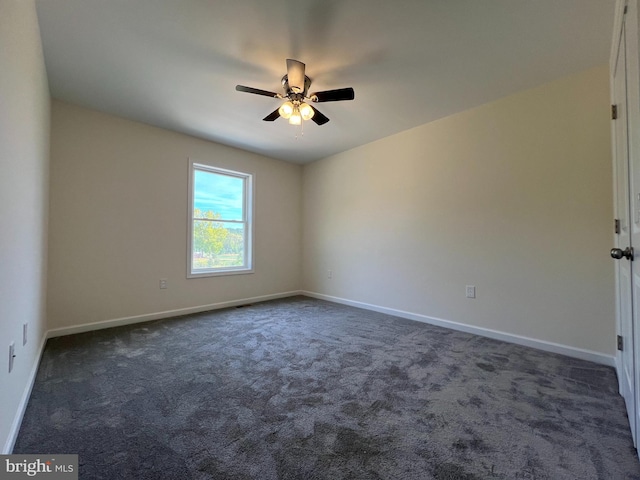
{"left": 3, "top": 333, "right": 47, "bottom": 454}
{"left": 47, "top": 290, "right": 303, "bottom": 338}
{"left": 302, "top": 291, "right": 616, "bottom": 368}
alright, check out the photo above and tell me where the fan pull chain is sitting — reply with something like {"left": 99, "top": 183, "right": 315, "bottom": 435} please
{"left": 294, "top": 119, "right": 304, "bottom": 140}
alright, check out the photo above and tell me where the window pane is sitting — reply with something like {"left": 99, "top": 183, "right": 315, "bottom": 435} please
{"left": 194, "top": 169, "right": 243, "bottom": 221}
{"left": 192, "top": 221, "right": 245, "bottom": 270}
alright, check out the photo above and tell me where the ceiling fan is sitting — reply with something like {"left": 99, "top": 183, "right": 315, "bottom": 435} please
{"left": 235, "top": 59, "right": 355, "bottom": 126}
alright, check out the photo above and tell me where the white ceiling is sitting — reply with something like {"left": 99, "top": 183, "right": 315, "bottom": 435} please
{"left": 35, "top": 0, "right": 616, "bottom": 164}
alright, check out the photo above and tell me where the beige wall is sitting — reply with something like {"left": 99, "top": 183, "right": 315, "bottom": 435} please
{"left": 47, "top": 101, "right": 302, "bottom": 330}
{"left": 302, "top": 65, "right": 614, "bottom": 356}
{"left": 0, "top": 0, "right": 50, "bottom": 452}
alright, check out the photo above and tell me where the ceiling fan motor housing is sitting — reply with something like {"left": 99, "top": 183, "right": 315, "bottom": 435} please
{"left": 282, "top": 75, "right": 312, "bottom": 98}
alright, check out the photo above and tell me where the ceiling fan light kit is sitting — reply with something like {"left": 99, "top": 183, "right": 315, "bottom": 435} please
{"left": 235, "top": 59, "right": 355, "bottom": 128}
{"left": 278, "top": 100, "right": 314, "bottom": 124}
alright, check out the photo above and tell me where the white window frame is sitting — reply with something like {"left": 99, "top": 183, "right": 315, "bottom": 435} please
{"left": 187, "top": 159, "right": 254, "bottom": 278}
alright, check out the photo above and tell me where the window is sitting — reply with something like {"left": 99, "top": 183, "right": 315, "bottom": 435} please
{"left": 188, "top": 160, "right": 253, "bottom": 277}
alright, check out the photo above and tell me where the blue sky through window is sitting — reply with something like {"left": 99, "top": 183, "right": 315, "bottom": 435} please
{"left": 194, "top": 169, "right": 243, "bottom": 221}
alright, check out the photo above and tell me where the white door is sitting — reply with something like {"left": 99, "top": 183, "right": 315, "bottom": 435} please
{"left": 612, "top": 10, "right": 637, "bottom": 446}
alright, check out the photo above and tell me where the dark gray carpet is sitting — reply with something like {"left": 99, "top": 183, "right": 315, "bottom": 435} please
{"left": 14, "top": 296, "right": 640, "bottom": 479}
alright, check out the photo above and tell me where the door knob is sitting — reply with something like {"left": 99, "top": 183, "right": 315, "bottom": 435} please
{"left": 611, "top": 247, "right": 634, "bottom": 260}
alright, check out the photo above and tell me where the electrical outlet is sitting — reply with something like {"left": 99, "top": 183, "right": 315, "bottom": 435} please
{"left": 328, "top": 270, "right": 333, "bottom": 279}
{"left": 23, "top": 323, "right": 27, "bottom": 346}
{"left": 159, "top": 278, "right": 168, "bottom": 289}
{"left": 466, "top": 285, "right": 476, "bottom": 299}
{"left": 8, "top": 342, "right": 15, "bottom": 373}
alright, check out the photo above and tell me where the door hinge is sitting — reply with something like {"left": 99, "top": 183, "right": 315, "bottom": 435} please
{"left": 612, "top": 104, "right": 618, "bottom": 120}
{"left": 615, "top": 218, "right": 621, "bottom": 234}
{"left": 625, "top": 5, "right": 628, "bottom": 14}
{"left": 618, "top": 335, "right": 624, "bottom": 351}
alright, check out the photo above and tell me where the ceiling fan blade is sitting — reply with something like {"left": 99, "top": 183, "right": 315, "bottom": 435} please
{"left": 236, "top": 85, "right": 280, "bottom": 98}
{"left": 262, "top": 108, "right": 281, "bottom": 122}
{"left": 310, "top": 106, "right": 330, "bottom": 125}
{"left": 286, "top": 59, "right": 306, "bottom": 93}
{"left": 311, "top": 87, "right": 355, "bottom": 102}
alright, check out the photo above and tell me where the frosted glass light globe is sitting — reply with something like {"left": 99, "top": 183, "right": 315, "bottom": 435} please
{"left": 278, "top": 101, "right": 294, "bottom": 119}
{"left": 289, "top": 111, "right": 302, "bottom": 125}
{"left": 299, "top": 102, "right": 315, "bottom": 121}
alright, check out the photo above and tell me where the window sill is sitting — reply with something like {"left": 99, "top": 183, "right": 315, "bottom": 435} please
{"left": 187, "top": 268, "right": 254, "bottom": 279}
